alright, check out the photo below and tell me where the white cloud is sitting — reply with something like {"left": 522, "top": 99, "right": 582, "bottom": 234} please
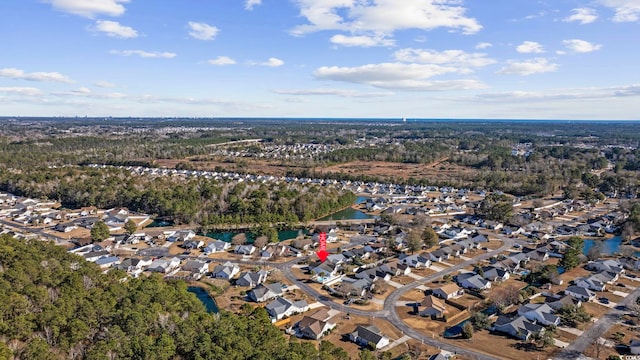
{"left": 94, "top": 81, "right": 116, "bottom": 88}
{"left": 291, "top": 0, "right": 482, "bottom": 38}
{"left": 273, "top": 88, "right": 393, "bottom": 98}
{"left": 598, "top": 0, "right": 640, "bottom": 22}
{"left": 330, "top": 34, "right": 395, "bottom": 47}
{"left": 245, "top": 0, "right": 261, "bottom": 10}
{"left": 46, "top": 0, "right": 129, "bottom": 18}
{"left": 474, "top": 84, "right": 640, "bottom": 102}
{"left": 563, "top": 39, "right": 602, "bottom": 53}
{"left": 187, "top": 22, "right": 219, "bottom": 40}
{"left": 208, "top": 56, "right": 237, "bottom": 65}
{"left": 314, "top": 62, "right": 486, "bottom": 91}
{"left": 250, "top": 57, "right": 285, "bottom": 67}
{"left": 0, "top": 87, "right": 43, "bottom": 96}
{"left": 563, "top": 8, "right": 598, "bottom": 24}
{"left": 516, "top": 41, "right": 544, "bottom": 54}
{"left": 497, "top": 58, "right": 558, "bottom": 76}
{"left": 110, "top": 50, "right": 177, "bottom": 58}
{"left": 0, "top": 67, "right": 74, "bottom": 83}
{"left": 475, "top": 42, "right": 493, "bottom": 50}
{"left": 94, "top": 20, "right": 138, "bottom": 38}
{"left": 393, "top": 48, "right": 495, "bottom": 68}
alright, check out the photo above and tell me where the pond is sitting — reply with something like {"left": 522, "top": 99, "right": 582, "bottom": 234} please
{"left": 206, "top": 229, "right": 307, "bottom": 243}
{"left": 187, "top": 286, "right": 219, "bottom": 313}
{"left": 316, "top": 207, "right": 374, "bottom": 221}
{"left": 444, "top": 319, "right": 469, "bottom": 338}
{"left": 583, "top": 235, "right": 640, "bottom": 257}
{"left": 146, "top": 219, "right": 174, "bottom": 228}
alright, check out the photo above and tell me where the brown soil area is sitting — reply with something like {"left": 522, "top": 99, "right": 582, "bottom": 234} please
{"left": 153, "top": 157, "right": 479, "bottom": 183}
{"left": 317, "top": 160, "right": 476, "bottom": 182}
{"left": 441, "top": 330, "right": 560, "bottom": 360}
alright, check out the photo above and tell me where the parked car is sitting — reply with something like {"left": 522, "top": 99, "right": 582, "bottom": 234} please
{"left": 599, "top": 297, "right": 610, "bottom": 304}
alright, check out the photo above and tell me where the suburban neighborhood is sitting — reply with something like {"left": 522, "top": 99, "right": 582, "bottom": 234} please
{"left": 2, "top": 182, "right": 640, "bottom": 360}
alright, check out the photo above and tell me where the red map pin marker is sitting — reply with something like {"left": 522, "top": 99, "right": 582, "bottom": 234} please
{"left": 316, "top": 232, "right": 328, "bottom": 262}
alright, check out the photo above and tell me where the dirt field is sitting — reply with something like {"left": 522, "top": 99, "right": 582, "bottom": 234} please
{"left": 317, "top": 160, "right": 477, "bottom": 182}
{"left": 441, "top": 330, "right": 560, "bottom": 360}
{"left": 154, "top": 155, "right": 481, "bottom": 184}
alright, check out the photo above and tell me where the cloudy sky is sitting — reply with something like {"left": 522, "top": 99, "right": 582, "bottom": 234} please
{"left": 1, "top": 0, "right": 639, "bottom": 119}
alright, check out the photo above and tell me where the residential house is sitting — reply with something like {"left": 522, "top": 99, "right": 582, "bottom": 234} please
{"left": 309, "top": 261, "right": 341, "bottom": 283}
{"left": 523, "top": 247, "right": 550, "bottom": 262}
{"left": 428, "top": 249, "right": 449, "bottom": 263}
{"left": 248, "top": 282, "right": 284, "bottom": 303}
{"left": 564, "top": 285, "right": 596, "bottom": 301}
{"left": 265, "top": 297, "right": 309, "bottom": 321}
{"left": 575, "top": 276, "right": 607, "bottom": 292}
{"left": 147, "top": 257, "right": 181, "bottom": 273}
{"left": 236, "top": 270, "right": 268, "bottom": 287}
{"left": 54, "top": 222, "right": 78, "bottom": 233}
{"left": 95, "top": 256, "right": 120, "bottom": 269}
{"left": 234, "top": 245, "right": 256, "bottom": 255}
{"left": 115, "top": 257, "right": 153, "bottom": 277}
{"left": 82, "top": 250, "right": 110, "bottom": 262}
{"left": 292, "top": 238, "right": 313, "bottom": 251}
{"left": 399, "top": 253, "right": 431, "bottom": 268}
{"left": 544, "top": 294, "right": 582, "bottom": 311}
{"left": 419, "top": 295, "right": 447, "bottom": 318}
{"left": 432, "top": 283, "right": 464, "bottom": 300}
{"left": 481, "top": 266, "right": 510, "bottom": 282}
{"left": 503, "top": 226, "right": 525, "bottom": 236}
{"left": 355, "top": 268, "right": 391, "bottom": 282}
{"left": 349, "top": 325, "right": 390, "bottom": 349}
{"left": 203, "top": 240, "right": 231, "bottom": 255}
{"left": 342, "top": 248, "right": 372, "bottom": 261}
{"left": 620, "top": 257, "right": 640, "bottom": 271}
{"left": 339, "top": 277, "right": 373, "bottom": 298}
{"left": 630, "top": 339, "right": 640, "bottom": 355}
{"left": 167, "top": 229, "right": 196, "bottom": 242}
{"left": 211, "top": 262, "right": 240, "bottom": 280}
{"left": 326, "top": 253, "right": 347, "bottom": 264}
{"left": 586, "top": 259, "right": 625, "bottom": 274}
{"left": 484, "top": 220, "right": 504, "bottom": 231}
{"left": 182, "top": 260, "right": 209, "bottom": 274}
{"left": 517, "top": 303, "right": 560, "bottom": 326}
{"left": 456, "top": 273, "right": 491, "bottom": 291}
{"left": 471, "top": 234, "right": 489, "bottom": 244}
{"left": 296, "top": 309, "right": 336, "bottom": 340}
{"left": 182, "top": 239, "right": 205, "bottom": 250}
{"left": 492, "top": 315, "right": 544, "bottom": 341}
{"left": 379, "top": 261, "right": 411, "bottom": 277}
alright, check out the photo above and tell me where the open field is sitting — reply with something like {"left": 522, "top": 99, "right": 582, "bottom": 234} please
{"left": 442, "top": 329, "right": 560, "bottom": 360}
{"left": 317, "top": 160, "right": 477, "bottom": 182}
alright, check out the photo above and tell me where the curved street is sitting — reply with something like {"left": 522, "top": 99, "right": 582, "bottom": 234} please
{"left": 274, "top": 234, "right": 514, "bottom": 360}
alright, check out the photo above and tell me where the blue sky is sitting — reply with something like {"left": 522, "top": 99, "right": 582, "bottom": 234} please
{"left": 1, "top": 0, "right": 639, "bottom": 119}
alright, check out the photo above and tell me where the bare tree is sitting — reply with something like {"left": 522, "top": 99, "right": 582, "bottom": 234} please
{"left": 231, "top": 233, "right": 247, "bottom": 245}
{"left": 253, "top": 235, "right": 268, "bottom": 250}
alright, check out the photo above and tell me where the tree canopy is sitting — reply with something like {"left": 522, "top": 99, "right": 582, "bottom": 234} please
{"left": 0, "top": 235, "right": 347, "bottom": 359}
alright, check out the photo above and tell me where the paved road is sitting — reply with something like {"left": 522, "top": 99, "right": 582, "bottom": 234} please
{"left": 380, "top": 235, "right": 514, "bottom": 360}
{"left": 554, "top": 284, "right": 640, "bottom": 360}
{"left": 0, "top": 218, "right": 71, "bottom": 245}
{"left": 273, "top": 232, "right": 513, "bottom": 360}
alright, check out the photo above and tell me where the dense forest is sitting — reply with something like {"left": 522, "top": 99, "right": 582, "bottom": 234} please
{"left": 0, "top": 235, "right": 360, "bottom": 360}
{"left": 0, "top": 166, "right": 355, "bottom": 227}
{"left": 0, "top": 117, "right": 639, "bottom": 202}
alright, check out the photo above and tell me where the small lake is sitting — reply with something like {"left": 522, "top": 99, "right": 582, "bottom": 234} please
{"left": 146, "top": 219, "right": 174, "bottom": 228}
{"left": 316, "top": 207, "right": 374, "bottom": 221}
{"left": 206, "top": 229, "right": 307, "bottom": 243}
{"left": 187, "top": 286, "right": 219, "bottom": 313}
{"left": 582, "top": 236, "right": 640, "bottom": 257}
